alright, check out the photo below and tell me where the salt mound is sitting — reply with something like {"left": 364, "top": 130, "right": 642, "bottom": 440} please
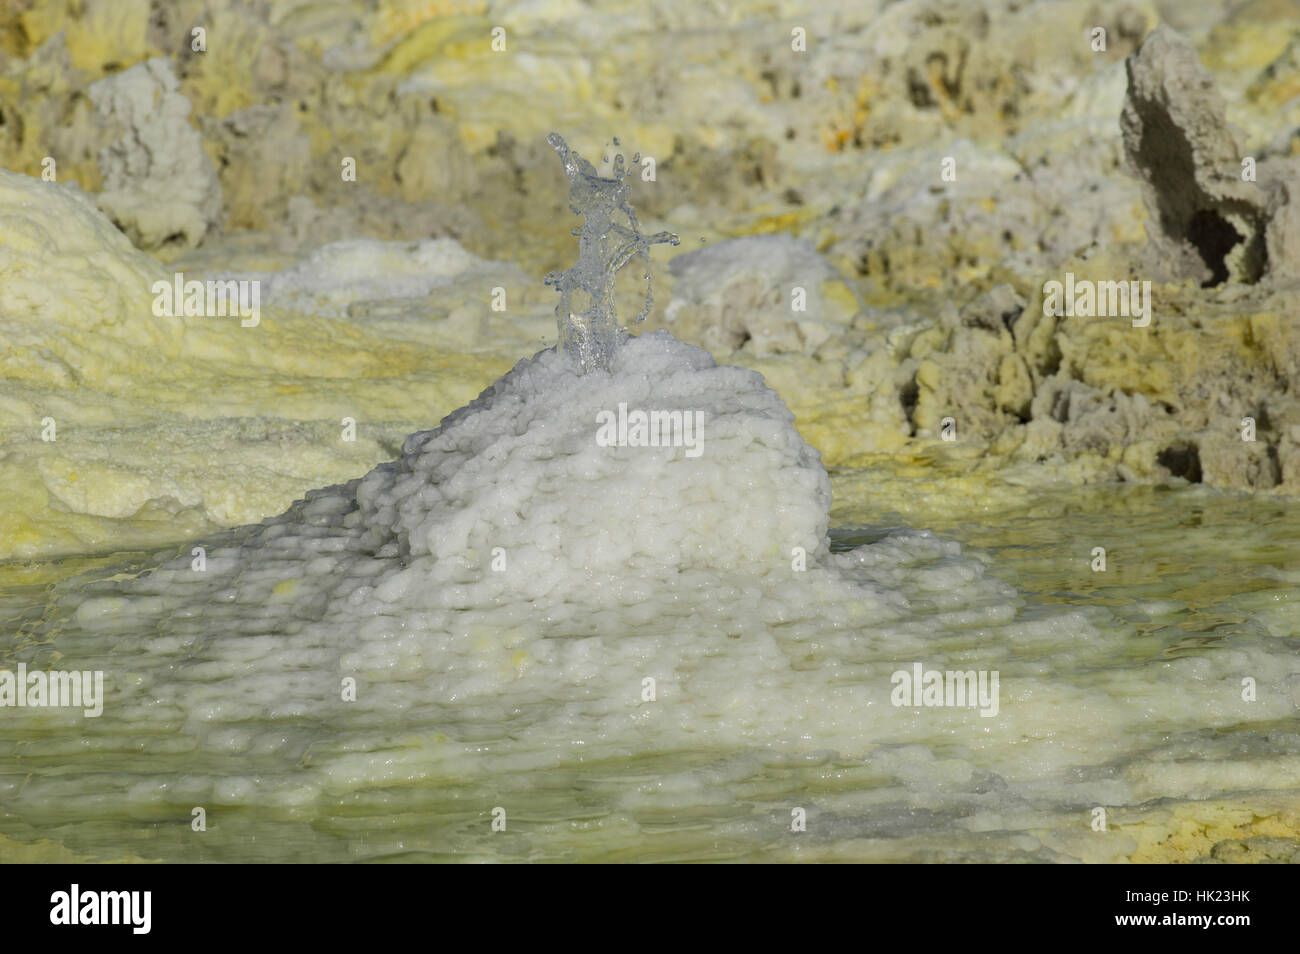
{"left": 351, "top": 330, "right": 832, "bottom": 605}
{"left": 259, "top": 238, "right": 527, "bottom": 318}
{"left": 114, "top": 328, "right": 855, "bottom": 645}
{"left": 664, "top": 234, "right": 855, "bottom": 356}
{"left": 667, "top": 234, "right": 836, "bottom": 311}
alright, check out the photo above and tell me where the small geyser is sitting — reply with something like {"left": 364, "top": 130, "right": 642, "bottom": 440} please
{"left": 544, "top": 133, "right": 680, "bottom": 373}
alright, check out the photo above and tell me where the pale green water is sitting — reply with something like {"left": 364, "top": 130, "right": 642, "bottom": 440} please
{"left": 1, "top": 479, "right": 1297, "bottom": 863}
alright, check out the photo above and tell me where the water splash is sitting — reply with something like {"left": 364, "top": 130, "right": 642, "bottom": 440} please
{"left": 544, "top": 133, "right": 679, "bottom": 373}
